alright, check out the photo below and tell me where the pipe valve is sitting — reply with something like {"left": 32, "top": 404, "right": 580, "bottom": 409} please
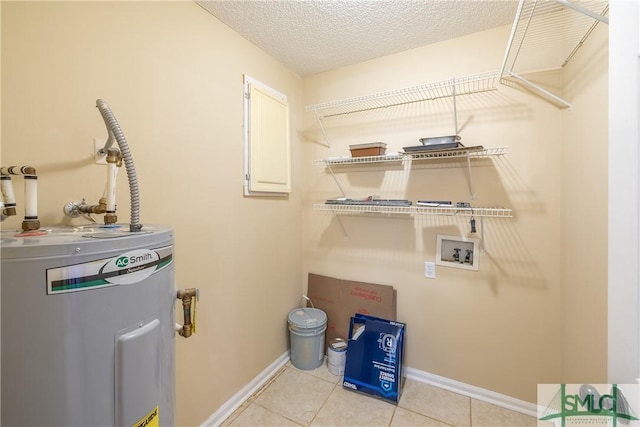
{"left": 176, "top": 288, "right": 199, "bottom": 338}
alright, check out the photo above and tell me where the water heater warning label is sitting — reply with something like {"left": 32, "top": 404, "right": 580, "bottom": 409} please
{"left": 46, "top": 246, "right": 173, "bottom": 294}
{"left": 133, "top": 406, "right": 159, "bottom": 427}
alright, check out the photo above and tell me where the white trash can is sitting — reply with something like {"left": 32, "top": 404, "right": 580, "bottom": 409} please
{"left": 288, "top": 308, "right": 327, "bottom": 370}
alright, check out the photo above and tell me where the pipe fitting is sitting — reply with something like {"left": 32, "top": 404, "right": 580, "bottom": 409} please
{"left": 106, "top": 148, "right": 121, "bottom": 165}
{"left": 20, "top": 166, "right": 36, "bottom": 176}
{"left": 2, "top": 206, "right": 17, "bottom": 217}
{"left": 104, "top": 212, "right": 118, "bottom": 224}
{"left": 21, "top": 219, "right": 41, "bottom": 232}
{"left": 179, "top": 324, "right": 193, "bottom": 339}
{"left": 64, "top": 198, "right": 117, "bottom": 225}
{"left": 2, "top": 166, "right": 36, "bottom": 176}
{"left": 64, "top": 198, "right": 107, "bottom": 217}
{"left": 79, "top": 197, "right": 107, "bottom": 215}
{"left": 176, "top": 288, "right": 199, "bottom": 338}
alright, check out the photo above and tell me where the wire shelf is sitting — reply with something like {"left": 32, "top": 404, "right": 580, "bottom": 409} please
{"left": 499, "top": 0, "right": 608, "bottom": 108}
{"left": 408, "top": 146, "right": 509, "bottom": 161}
{"left": 314, "top": 204, "right": 414, "bottom": 216}
{"left": 414, "top": 206, "right": 513, "bottom": 218}
{"left": 305, "top": 71, "right": 499, "bottom": 119}
{"left": 312, "top": 147, "right": 508, "bottom": 166}
{"left": 313, "top": 154, "right": 405, "bottom": 166}
{"left": 314, "top": 203, "right": 512, "bottom": 218}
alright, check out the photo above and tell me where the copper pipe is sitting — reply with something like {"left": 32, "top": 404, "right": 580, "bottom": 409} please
{"left": 176, "top": 288, "right": 198, "bottom": 338}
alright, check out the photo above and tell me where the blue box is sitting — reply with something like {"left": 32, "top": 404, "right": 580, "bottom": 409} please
{"left": 343, "top": 314, "right": 406, "bottom": 404}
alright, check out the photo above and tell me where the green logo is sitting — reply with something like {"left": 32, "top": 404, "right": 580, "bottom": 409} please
{"left": 539, "top": 384, "right": 639, "bottom": 426}
{"left": 115, "top": 256, "right": 129, "bottom": 268}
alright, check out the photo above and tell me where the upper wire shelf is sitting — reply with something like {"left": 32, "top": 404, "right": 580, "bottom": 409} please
{"left": 499, "top": 0, "right": 609, "bottom": 108}
{"left": 305, "top": 71, "right": 499, "bottom": 119}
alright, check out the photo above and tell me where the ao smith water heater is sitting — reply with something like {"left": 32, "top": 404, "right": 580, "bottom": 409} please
{"left": 0, "top": 100, "right": 198, "bottom": 427}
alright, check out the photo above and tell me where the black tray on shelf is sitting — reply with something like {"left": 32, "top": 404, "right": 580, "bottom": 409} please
{"left": 325, "top": 199, "right": 412, "bottom": 207}
{"left": 402, "top": 144, "right": 485, "bottom": 154}
{"left": 403, "top": 142, "right": 462, "bottom": 152}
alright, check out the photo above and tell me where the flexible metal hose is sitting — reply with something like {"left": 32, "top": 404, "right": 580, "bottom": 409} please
{"left": 95, "top": 99, "right": 142, "bottom": 231}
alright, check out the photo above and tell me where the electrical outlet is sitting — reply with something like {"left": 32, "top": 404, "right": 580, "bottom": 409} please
{"left": 424, "top": 261, "right": 436, "bottom": 279}
{"left": 93, "top": 138, "right": 107, "bottom": 165}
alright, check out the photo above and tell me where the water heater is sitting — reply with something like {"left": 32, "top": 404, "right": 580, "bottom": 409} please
{"left": 1, "top": 224, "right": 176, "bottom": 426}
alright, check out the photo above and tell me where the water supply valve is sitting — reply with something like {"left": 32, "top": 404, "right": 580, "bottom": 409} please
{"left": 176, "top": 288, "right": 199, "bottom": 338}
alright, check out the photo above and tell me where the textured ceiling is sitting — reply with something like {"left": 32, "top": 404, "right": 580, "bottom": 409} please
{"left": 196, "top": 0, "right": 519, "bottom": 76}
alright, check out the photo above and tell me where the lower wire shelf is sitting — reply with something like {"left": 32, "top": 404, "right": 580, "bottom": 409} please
{"left": 313, "top": 203, "right": 512, "bottom": 218}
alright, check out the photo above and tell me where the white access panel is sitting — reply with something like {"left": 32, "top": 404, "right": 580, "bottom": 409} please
{"left": 244, "top": 75, "right": 291, "bottom": 195}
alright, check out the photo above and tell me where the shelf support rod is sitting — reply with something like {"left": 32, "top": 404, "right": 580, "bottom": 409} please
{"left": 314, "top": 111, "right": 331, "bottom": 149}
{"left": 451, "top": 77, "right": 458, "bottom": 134}
{"left": 326, "top": 164, "right": 346, "bottom": 199}
{"left": 498, "top": 0, "right": 528, "bottom": 80}
{"left": 332, "top": 211, "right": 349, "bottom": 241}
{"left": 480, "top": 216, "right": 486, "bottom": 254}
{"left": 466, "top": 153, "right": 476, "bottom": 201}
{"left": 505, "top": 71, "right": 573, "bottom": 109}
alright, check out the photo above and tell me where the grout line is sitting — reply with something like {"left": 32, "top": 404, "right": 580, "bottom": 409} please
{"left": 221, "top": 366, "right": 290, "bottom": 426}
{"left": 205, "top": 352, "right": 291, "bottom": 426}
{"left": 296, "top": 369, "right": 337, "bottom": 385}
{"left": 388, "top": 405, "right": 397, "bottom": 427}
{"left": 393, "top": 406, "right": 457, "bottom": 427}
{"left": 306, "top": 374, "right": 341, "bottom": 426}
{"left": 251, "top": 401, "right": 305, "bottom": 427}
{"left": 251, "top": 364, "right": 288, "bottom": 400}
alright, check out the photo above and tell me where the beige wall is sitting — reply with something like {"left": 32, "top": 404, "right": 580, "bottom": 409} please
{"left": 302, "top": 24, "right": 608, "bottom": 403}
{"left": 561, "top": 23, "right": 608, "bottom": 382}
{"left": 1, "top": 0, "right": 609, "bottom": 422}
{"left": 1, "top": 2, "right": 303, "bottom": 425}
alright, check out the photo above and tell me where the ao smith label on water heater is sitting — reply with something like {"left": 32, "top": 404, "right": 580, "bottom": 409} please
{"left": 46, "top": 246, "right": 173, "bottom": 294}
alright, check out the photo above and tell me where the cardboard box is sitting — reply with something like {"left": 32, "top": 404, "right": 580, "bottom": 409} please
{"left": 343, "top": 314, "right": 406, "bottom": 404}
{"left": 306, "top": 273, "right": 396, "bottom": 349}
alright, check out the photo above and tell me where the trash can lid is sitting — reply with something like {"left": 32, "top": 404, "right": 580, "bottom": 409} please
{"left": 288, "top": 308, "right": 327, "bottom": 328}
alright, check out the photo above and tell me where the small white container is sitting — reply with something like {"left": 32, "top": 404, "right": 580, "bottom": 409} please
{"left": 327, "top": 337, "right": 348, "bottom": 376}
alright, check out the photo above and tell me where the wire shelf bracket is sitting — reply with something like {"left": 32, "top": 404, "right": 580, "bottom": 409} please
{"left": 499, "top": 0, "right": 609, "bottom": 109}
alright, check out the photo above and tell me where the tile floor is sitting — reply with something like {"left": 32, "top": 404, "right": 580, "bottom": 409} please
{"left": 220, "top": 360, "right": 541, "bottom": 427}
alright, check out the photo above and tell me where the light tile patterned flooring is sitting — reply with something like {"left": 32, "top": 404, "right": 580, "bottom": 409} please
{"left": 220, "top": 360, "right": 539, "bottom": 427}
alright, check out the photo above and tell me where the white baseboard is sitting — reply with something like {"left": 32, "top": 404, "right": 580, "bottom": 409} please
{"left": 201, "top": 354, "right": 538, "bottom": 425}
{"left": 201, "top": 351, "right": 290, "bottom": 427}
{"left": 405, "top": 367, "right": 538, "bottom": 418}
